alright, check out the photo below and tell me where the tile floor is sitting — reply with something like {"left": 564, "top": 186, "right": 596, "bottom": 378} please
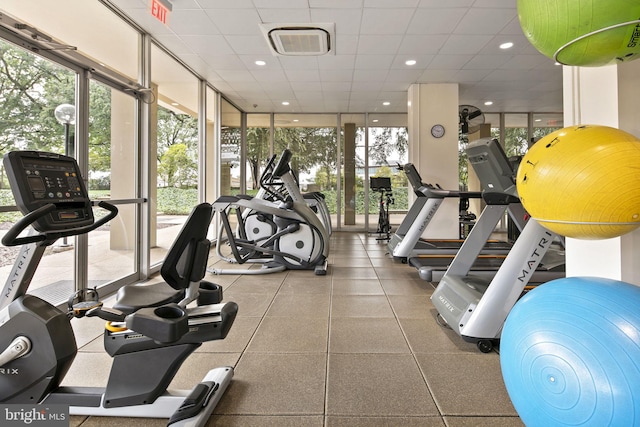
{"left": 67, "top": 231, "right": 524, "bottom": 427}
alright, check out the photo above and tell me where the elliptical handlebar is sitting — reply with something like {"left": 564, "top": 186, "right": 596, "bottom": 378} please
{"left": 2, "top": 200, "right": 118, "bottom": 247}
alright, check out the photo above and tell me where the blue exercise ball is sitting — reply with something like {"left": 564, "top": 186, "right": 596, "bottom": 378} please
{"left": 500, "top": 277, "right": 640, "bottom": 426}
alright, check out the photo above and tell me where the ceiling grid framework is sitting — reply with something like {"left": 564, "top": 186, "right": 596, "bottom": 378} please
{"left": 107, "top": 0, "right": 563, "bottom": 114}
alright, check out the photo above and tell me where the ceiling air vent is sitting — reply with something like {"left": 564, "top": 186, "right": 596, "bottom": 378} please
{"left": 261, "top": 23, "right": 335, "bottom": 56}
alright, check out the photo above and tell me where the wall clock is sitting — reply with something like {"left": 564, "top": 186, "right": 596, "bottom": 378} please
{"left": 431, "top": 124, "right": 445, "bottom": 138}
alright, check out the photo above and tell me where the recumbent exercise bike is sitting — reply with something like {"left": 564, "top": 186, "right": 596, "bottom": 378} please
{"left": 0, "top": 151, "right": 237, "bottom": 426}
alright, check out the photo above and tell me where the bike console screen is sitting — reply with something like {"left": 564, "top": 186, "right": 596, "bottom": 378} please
{"left": 3, "top": 151, "right": 93, "bottom": 231}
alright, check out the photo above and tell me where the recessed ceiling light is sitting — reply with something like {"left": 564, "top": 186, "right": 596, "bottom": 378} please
{"left": 171, "top": 102, "right": 179, "bottom": 106}
{"left": 500, "top": 42, "right": 514, "bottom": 49}
{"left": 255, "top": 60, "right": 266, "bottom": 66}
{"left": 484, "top": 101, "right": 493, "bottom": 106}
{"left": 405, "top": 59, "right": 417, "bottom": 66}
{"left": 534, "top": 119, "right": 542, "bottom": 122}
{"left": 372, "top": 119, "right": 379, "bottom": 123}
{"left": 282, "top": 101, "right": 290, "bottom": 106}
{"left": 293, "top": 119, "right": 299, "bottom": 122}
{"left": 382, "top": 101, "right": 390, "bottom": 106}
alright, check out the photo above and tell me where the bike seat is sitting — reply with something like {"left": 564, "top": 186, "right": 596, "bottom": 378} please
{"left": 113, "top": 282, "right": 184, "bottom": 315}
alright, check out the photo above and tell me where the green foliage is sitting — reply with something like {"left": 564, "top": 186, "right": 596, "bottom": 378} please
{"left": 158, "top": 143, "right": 197, "bottom": 188}
{"left": 156, "top": 187, "right": 198, "bottom": 215}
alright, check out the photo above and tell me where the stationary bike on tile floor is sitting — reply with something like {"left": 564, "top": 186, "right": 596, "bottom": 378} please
{"left": 0, "top": 151, "right": 237, "bottom": 426}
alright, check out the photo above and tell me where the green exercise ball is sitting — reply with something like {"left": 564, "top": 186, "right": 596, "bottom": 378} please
{"left": 517, "top": 0, "right": 640, "bottom": 66}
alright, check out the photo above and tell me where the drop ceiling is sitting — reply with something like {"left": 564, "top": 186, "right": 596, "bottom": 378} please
{"left": 110, "top": 0, "right": 564, "bottom": 115}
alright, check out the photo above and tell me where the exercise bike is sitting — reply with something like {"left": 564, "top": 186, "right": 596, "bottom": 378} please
{"left": 370, "top": 176, "right": 393, "bottom": 241}
{"left": 0, "top": 151, "right": 237, "bottom": 426}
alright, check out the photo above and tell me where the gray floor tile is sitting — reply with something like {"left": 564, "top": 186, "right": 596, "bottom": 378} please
{"left": 332, "top": 278, "right": 384, "bottom": 295}
{"left": 379, "top": 277, "right": 434, "bottom": 295}
{"left": 197, "top": 316, "right": 262, "bottom": 353}
{"left": 326, "top": 416, "right": 445, "bottom": 427}
{"left": 326, "top": 353, "right": 438, "bottom": 416}
{"left": 208, "top": 415, "right": 324, "bottom": 426}
{"left": 416, "top": 353, "right": 518, "bottom": 416}
{"left": 71, "top": 416, "right": 166, "bottom": 426}
{"left": 331, "top": 294, "right": 395, "bottom": 317}
{"left": 398, "top": 317, "right": 477, "bottom": 354}
{"left": 330, "top": 256, "right": 374, "bottom": 267}
{"left": 216, "top": 353, "right": 326, "bottom": 415}
{"left": 223, "top": 292, "right": 274, "bottom": 317}
{"left": 59, "top": 231, "right": 525, "bottom": 426}
{"left": 375, "top": 266, "right": 426, "bottom": 280}
{"left": 388, "top": 294, "right": 433, "bottom": 318}
{"left": 247, "top": 316, "right": 329, "bottom": 353}
{"left": 169, "top": 353, "right": 240, "bottom": 390}
{"left": 267, "top": 293, "right": 330, "bottom": 317}
{"left": 331, "top": 266, "right": 380, "bottom": 279}
{"left": 329, "top": 317, "right": 410, "bottom": 353}
{"left": 280, "top": 275, "right": 332, "bottom": 294}
{"left": 444, "top": 416, "right": 524, "bottom": 427}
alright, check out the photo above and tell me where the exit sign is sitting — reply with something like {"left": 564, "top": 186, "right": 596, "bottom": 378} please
{"left": 149, "top": 0, "right": 172, "bottom": 25}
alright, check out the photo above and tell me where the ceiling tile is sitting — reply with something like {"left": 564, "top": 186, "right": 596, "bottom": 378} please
{"left": 285, "top": 69, "right": 322, "bottom": 82}
{"left": 453, "top": 8, "right": 516, "bottom": 35}
{"left": 180, "top": 35, "right": 234, "bottom": 55}
{"left": 96, "top": 0, "right": 563, "bottom": 113}
{"left": 398, "top": 35, "right": 448, "bottom": 54}
{"left": 440, "top": 34, "right": 493, "bottom": 55}
{"left": 196, "top": 0, "right": 255, "bottom": 8}
{"left": 309, "top": 0, "right": 364, "bottom": 8}
{"left": 319, "top": 69, "right": 355, "bottom": 82}
{"left": 204, "top": 9, "right": 263, "bottom": 36}
{"left": 407, "top": 8, "right": 464, "bottom": 34}
{"left": 360, "top": 8, "right": 416, "bottom": 35}
{"left": 165, "top": 10, "right": 220, "bottom": 35}
{"left": 427, "top": 54, "right": 473, "bottom": 69}
{"left": 225, "top": 35, "right": 272, "bottom": 55}
{"left": 354, "top": 54, "right": 394, "bottom": 69}
{"left": 257, "top": 8, "right": 311, "bottom": 23}
{"left": 357, "top": 35, "right": 403, "bottom": 55}
{"left": 418, "top": 0, "right": 474, "bottom": 7}
{"left": 310, "top": 9, "right": 363, "bottom": 35}
{"left": 353, "top": 68, "right": 389, "bottom": 82}
{"left": 253, "top": 0, "right": 309, "bottom": 9}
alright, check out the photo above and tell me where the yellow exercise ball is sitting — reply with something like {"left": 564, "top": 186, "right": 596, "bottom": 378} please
{"left": 516, "top": 125, "right": 640, "bottom": 239}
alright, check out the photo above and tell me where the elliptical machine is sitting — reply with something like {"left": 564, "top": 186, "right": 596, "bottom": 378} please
{"left": 0, "top": 151, "right": 237, "bottom": 426}
{"left": 209, "top": 149, "right": 329, "bottom": 276}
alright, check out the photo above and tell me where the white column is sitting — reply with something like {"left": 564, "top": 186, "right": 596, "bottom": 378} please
{"left": 407, "top": 83, "right": 460, "bottom": 239}
{"left": 562, "top": 60, "right": 640, "bottom": 281}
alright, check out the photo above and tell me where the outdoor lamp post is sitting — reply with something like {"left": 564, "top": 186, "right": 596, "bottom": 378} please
{"left": 54, "top": 103, "right": 76, "bottom": 247}
{"left": 54, "top": 103, "right": 76, "bottom": 157}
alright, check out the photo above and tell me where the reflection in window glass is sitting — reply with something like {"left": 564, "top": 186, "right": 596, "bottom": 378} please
{"left": 150, "top": 44, "right": 199, "bottom": 266}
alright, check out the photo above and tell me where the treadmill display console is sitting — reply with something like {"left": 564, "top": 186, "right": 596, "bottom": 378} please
{"left": 3, "top": 151, "right": 93, "bottom": 231}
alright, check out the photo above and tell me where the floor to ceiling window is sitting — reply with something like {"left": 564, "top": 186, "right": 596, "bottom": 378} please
{"left": 150, "top": 43, "right": 200, "bottom": 266}
{"left": 274, "top": 114, "right": 338, "bottom": 228}
{"left": 220, "top": 99, "right": 242, "bottom": 196}
{"left": 0, "top": 39, "right": 77, "bottom": 304}
{"left": 246, "top": 114, "right": 272, "bottom": 193}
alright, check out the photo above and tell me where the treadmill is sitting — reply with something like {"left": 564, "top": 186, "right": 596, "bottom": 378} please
{"left": 387, "top": 163, "right": 517, "bottom": 259}
{"left": 408, "top": 138, "right": 564, "bottom": 283}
